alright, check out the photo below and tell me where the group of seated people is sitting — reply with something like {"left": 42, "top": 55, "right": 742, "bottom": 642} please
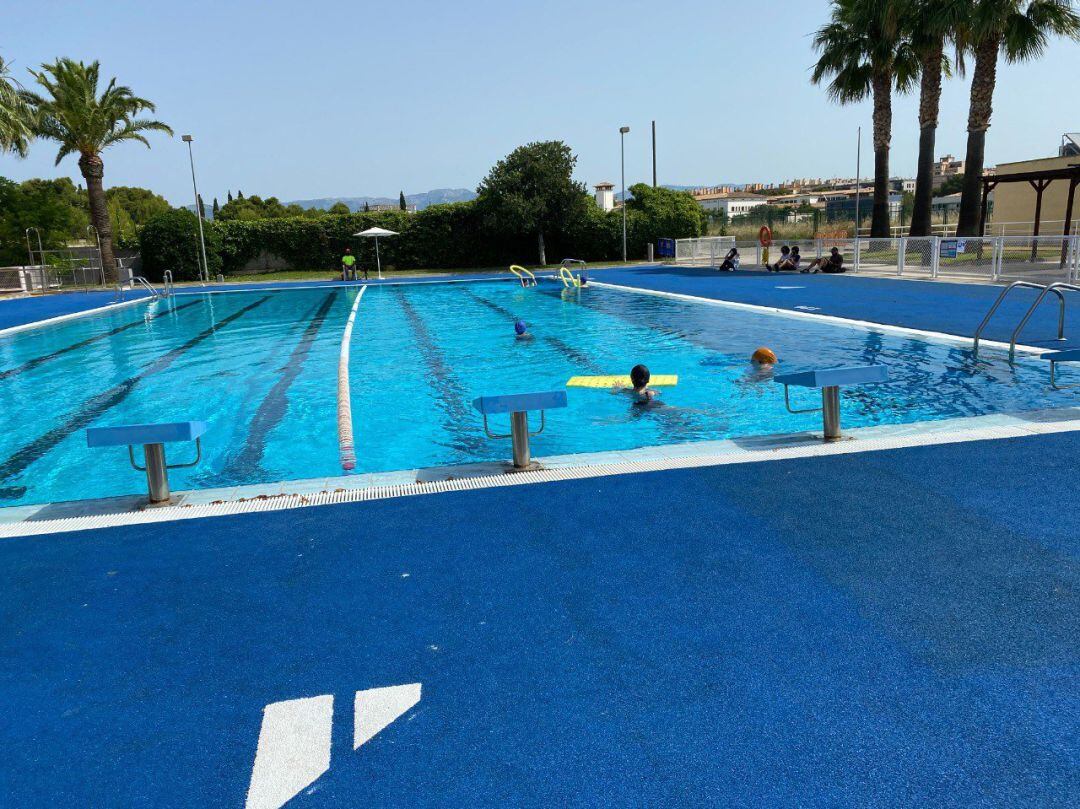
{"left": 766, "top": 245, "right": 845, "bottom": 274}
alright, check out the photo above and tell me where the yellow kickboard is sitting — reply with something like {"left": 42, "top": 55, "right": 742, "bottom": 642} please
{"left": 566, "top": 374, "right": 679, "bottom": 388}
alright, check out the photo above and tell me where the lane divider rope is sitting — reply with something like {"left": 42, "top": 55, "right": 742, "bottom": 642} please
{"left": 337, "top": 285, "right": 367, "bottom": 471}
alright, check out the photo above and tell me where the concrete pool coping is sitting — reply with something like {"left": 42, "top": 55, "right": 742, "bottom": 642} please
{"left": 2, "top": 405, "right": 1079, "bottom": 537}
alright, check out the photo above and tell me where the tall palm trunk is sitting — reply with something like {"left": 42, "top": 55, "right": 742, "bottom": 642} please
{"left": 956, "top": 35, "right": 999, "bottom": 236}
{"left": 909, "top": 42, "right": 944, "bottom": 237}
{"left": 870, "top": 70, "right": 893, "bottom": 238}
{"left": 78, "top": 152, "right": 117, "bottom": 281}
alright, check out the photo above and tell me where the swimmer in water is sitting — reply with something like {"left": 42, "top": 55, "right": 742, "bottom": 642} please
{"left": 627, "top": 363, "right": 659, "bottom": 402}
{"left": 750, "top": 347, "right": 777, "bottom": 376}
{"left": 514, "top": 320, "right": 533, "bottom": 340}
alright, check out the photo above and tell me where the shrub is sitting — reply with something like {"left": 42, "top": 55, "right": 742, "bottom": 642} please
{"left": 139, "top": 208, "right": 222, "bottom": 281}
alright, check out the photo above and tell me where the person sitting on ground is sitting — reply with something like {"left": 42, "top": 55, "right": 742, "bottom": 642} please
{"left": 803, "top": 246, "right": 845, "bottom": 274}
{"left": 718, "top": 247, "right": 740, "bottom": 272}
{"left": 786, "top": 245, "right": 802, "bottom": 271}
{"left": 767, "top": 245, "right": 791, "bottom": 272}
{"left": 514, "top": 320, "right": 533, "bottom": 340}
{"left": 341, "top": 248, "right": 357, "bottom": 281}
{"left": 751, "top": 347, "right": 777, "bottom": 368}
{"left": 626, "top": 363, "right": 659, "bottom": 403}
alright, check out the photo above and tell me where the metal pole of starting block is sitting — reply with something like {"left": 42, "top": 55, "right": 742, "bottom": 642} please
{"left": 509, "top": 411, "right": 531, "bottom": 469}
{"left": 821, "top": 386, "right": 841, "bottom": 441}
{"left": 143, "top": 443, "right": 171, "bottom": 502}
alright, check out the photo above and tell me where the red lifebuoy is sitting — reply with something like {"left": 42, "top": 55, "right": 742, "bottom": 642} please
{"left": 758, "top": 226, "right": 773, "bottom": 247}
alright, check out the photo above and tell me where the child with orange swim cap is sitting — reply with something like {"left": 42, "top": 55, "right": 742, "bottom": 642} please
{"left": 751, "top": 347, "right": 777, "bottom": 366}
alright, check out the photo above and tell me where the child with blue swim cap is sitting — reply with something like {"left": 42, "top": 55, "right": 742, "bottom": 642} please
{"left": 514, "top": 320, "right": 532, "bottom": 340}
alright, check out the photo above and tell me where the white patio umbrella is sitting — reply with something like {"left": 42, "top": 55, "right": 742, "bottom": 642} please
{"left": 353, "top": 227, "right": 399, "bottom": 280}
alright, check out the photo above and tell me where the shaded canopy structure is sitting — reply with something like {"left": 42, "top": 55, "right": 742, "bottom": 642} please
{"left": 353, "top": 227, "right": 398, "bottom": 280}
{"left": 980, "top": 164, "right": 1080, "bottom": 238}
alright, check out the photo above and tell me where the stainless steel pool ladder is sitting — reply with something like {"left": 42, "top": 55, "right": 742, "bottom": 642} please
{"left": 163, "top": 270, "right": 174, "bottom": 297}
{"left": 973, "top": 281, "right": 1066, "bottom": 358}
{"left": 132, "top": 276, "right": 163, "bottom": 299}
{"left": 1008, "top": 282, "right": 1080, "bottom": 362}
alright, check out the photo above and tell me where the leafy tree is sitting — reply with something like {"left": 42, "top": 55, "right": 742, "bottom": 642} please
{"left": 328, "top": 202, "right": 351, "bottom": 215}
{"left": 22, "top": 59, "right": 172, "bottom": 278}
{"left": 363, "top": 201, "right": 370, "bottom": 212}
{"left": 476, "top": 140, "right": 587, "bottom": 264}
{"left": 104, "top": 185, "right": 171, "bottom": 226}
{"left": 905, "top": 0, "right": 966, "bottom": 235}
{"left": 212, "top": 197, "right": 220, "bottom": 217}
{"left": 0, "top": 176, "right": 89, "bottom": 265}
{"left": 955, "top": 0, "right": 1080, "bottom": 234}
{"left": 0, "top": 55, "right": 33, "bottom": 157}
{"left": 227, "top": 190, "right": 233, "bottom": 203}
{"left": 399, "top": 190, "right": 407, "bottom": 211}
{"left": 197, "top": 193, "right": 206, "bottom": 220}
{"left": 937, "top": 173, "right": 965, "bottom": 196}
{"left": 237, "top": 189, "right": 244, "bottom": 200}
{"left": 623, "top": 183, "right": 703, "bottom": 248}
{"left": 813, "top": 0, "right": 917, "bottom": 237}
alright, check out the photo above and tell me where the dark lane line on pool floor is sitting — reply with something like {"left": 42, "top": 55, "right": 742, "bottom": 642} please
{"left": 0, "top": 299, "right": 204, "bottom": 381}
{"left": 393, "top": 287, "right": 486, "bottom": 455}
{"left": 461, "top": 288, "right": 606, "bottom": 374}
{"left": 0, "top": 296, "right": 273, "bottom": 499}
{"left": 215, "top": 293, "right": 338, "bottom": 481}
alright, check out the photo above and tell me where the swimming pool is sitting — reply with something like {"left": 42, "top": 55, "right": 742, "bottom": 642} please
{"left": 0, "top": 279, "right": 1069, "bottom": 507}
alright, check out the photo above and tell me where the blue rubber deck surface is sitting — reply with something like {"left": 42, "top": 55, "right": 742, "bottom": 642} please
{"left": 3, "top": 432, "right": 1077, "bottom": 807}
{"left": 590, "top": 265, "right": 1080, "bottom": 349}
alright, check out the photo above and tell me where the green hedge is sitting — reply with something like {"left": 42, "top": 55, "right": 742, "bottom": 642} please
{"left": 139, "top": 193, "right": 701, "bottom": 281}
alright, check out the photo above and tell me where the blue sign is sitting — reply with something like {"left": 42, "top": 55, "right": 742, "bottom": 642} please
{"left": 657, "top": 238, "right": 676, "bottom": 258}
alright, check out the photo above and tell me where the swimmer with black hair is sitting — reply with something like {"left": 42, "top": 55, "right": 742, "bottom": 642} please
{"left": 626, "top": 363, "right": 659, "bottom": 403}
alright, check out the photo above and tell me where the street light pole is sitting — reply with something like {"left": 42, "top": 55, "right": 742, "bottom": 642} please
{"left": 182, "top": 135, "right": 210, "bottom": 284}
{"left": 620, "top": 126, "right": 630, "bottom": 262}
{"left": 854, "top": 126, "right": 862, "bottom": 236}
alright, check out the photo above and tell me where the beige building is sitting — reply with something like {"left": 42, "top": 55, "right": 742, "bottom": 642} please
{"left": 932, "top": 154, "right": 965, "bottom": 188}
{"left": 989, "top": 155, "right": 1080, "bottom": 235}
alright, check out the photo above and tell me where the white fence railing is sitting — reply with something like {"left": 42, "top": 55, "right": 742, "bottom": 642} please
{"left": 674, "top": 236, "right": 736, "bottom": 266}
{"left": 673, "top": 235, "right": 1080, "bottom": 284}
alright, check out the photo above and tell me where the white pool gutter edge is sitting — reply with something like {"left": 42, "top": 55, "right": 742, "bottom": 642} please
{"left": 2, "top": 406, "right": 1078, "bottom": 538}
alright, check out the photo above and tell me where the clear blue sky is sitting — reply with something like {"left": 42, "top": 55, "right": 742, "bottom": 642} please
{"left": 5, "top": 0, "right": 1078, "bottom": 206}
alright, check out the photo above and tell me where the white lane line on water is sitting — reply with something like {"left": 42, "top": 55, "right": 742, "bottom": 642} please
{"left": 337, "top": 285, "right": 367, "bottom": 472}
{"left": 245, "top": 695, "right": 334, "bottom": 809}
{"left": 354, "top": 683, "right": 422, "bottom": 749}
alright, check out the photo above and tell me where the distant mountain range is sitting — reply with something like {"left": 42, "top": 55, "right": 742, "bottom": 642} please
{"left": 286, "top": 188, "right": 477, "bottom": 211}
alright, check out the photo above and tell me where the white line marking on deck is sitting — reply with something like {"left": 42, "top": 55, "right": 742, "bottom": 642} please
{"left": 354, "top": 683, "right": 422, "bottom": 749}
{"left": 245, "top": 694, "right": 333, "bottom": 809}
{"left": 775, "top": 285, "right": 805, "bottom": 289}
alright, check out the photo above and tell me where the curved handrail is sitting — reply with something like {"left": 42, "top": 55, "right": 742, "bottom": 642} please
{"left": 560, "top": 258, "right": 586, "bottom": 270}
{"left": 973, "top": 281, "right": 1056, "bottom": 355}
{"left": 162, "top": 270, "right": 174, "bottom": 297}
{"left": 558, "top": 266, "right": 581, "bottom": 288}
{"left": 1008, "top": 282, "right": 1079, "bottom": 361}
{"left": 132, "top": 276, "right": 162, "bottom": 299}
{"left": 509, "top": 264, "right": 536, "bottom": 287}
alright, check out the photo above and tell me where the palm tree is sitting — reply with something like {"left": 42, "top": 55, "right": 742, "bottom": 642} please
{"left": 22, "top": 59, "right": 172, "bottom": 277}
{"left": 0, "top": 55, "right": 33, "bottom": 156}
{"left": 906, "top": 0, "right": 966, "bottom": 236}
{"left": 813, "top": 0, "right": 917, "bottom": 238}
{"left": 955, "top": 0, "right": 1080, "bottom": 235}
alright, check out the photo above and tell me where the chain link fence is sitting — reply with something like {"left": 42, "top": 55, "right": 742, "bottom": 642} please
{"left": 674, "top": 236, "right": 736, "bottom": 266}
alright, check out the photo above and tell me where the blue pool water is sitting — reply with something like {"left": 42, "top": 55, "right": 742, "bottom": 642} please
{"left": 0, "top": 280, "right": 1070, "bottom": 506}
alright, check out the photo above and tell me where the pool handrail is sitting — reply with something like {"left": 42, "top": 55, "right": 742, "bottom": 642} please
{"left": 1007, "top": 282, "right": 1079, "bottom": 362}
{"left": 509, "top": 265, "right": 537, "bottom": 287}
{"left": 973, "top": 281, "right": 1064, "bottom": 356}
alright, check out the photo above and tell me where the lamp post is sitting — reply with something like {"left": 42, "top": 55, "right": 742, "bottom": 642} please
{"left": 620, "top": 126, "right": 630, "bottom": 262}
{"left": 182, "top": 135, "right": 210, "bottom": 283}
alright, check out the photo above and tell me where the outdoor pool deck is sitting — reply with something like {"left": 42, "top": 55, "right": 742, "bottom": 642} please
{"left": 3, "top": 431, "right": 1077, "bottom": 806}
{"left": 2, "top": 267, "right": 1079, "bottom": 806}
